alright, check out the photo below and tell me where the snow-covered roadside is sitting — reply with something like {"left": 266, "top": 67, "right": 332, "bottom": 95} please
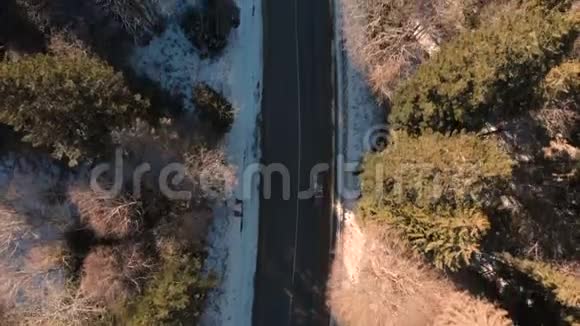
{"left": 332, "top": 0, "right": 383, "bottom": 285}
{"left": 130, "top": 1, "right": 262, "bottom": 325}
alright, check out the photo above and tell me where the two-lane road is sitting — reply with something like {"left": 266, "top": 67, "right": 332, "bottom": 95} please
{"left": 252, "top": 0, "right": 334, "bottom": 324}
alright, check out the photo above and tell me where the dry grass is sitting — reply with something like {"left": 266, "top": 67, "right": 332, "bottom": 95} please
{"left": 328, "top": 217, "right": 457, "bottom": 325}
{"left": 328, "top": 216, "right": 512, "bottom": 325}
{"left": 80, "top": 243, "right": 154, "bottom": 308}
{"left": 434, "top": 293, "right": 512, "bottom": 326}
{"left": 68, "top": 186, "right": 143, "bottom": 239}
{"left": 4, "top": 284, "right": 107, "bottom": 326}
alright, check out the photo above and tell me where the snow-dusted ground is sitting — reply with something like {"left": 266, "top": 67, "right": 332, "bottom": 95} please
{"left": 333, "top": 0, "right": 383, "bottom": 209}
{"left": 131, "top": 1, "right": 262, "bottom": 325}
{"left": 332, "top": 0, "right": 383, "bottom": 283}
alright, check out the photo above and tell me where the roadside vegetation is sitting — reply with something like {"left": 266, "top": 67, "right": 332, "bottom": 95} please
{"left": 335, "top": 0, "right": 580, "bottom": 325}
{"left": 0, "top": 0, "right": 239, "bottom": 325}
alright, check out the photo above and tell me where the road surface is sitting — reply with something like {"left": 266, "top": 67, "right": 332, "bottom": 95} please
{"left": 252, "top": 0, "right": 334, "bottom": 325}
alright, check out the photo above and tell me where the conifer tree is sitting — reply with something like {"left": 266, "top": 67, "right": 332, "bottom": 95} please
{"left": 359, "top": 131, "right": 513, "bottom": 269}
{"left": 390, "top": 7, "right": 578, "bottom": 134}
{"left": 0, "top": 54, "right": 150, "bottom": 165}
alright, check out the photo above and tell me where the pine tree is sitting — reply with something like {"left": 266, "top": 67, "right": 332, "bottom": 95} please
{"left": 390, "top": 6, "right": 578, "bottom": 134}
{"left": 359, "top": 131, "right": 513, "bottom": 270}
{"left": 121, "top": 252, "right": 215, "bottom": 325}
{"left": 0, "top": 54, "right": 150, "bottom": 165}
{"left": 193, "top": 83, "right": 235, "bottom": 133}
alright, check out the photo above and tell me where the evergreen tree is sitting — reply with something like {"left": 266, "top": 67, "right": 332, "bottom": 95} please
{"left": 359, "top": 131, "right": 513, "bottom": 269}
{"left": 193, "top": 83, "right": 235, "bottom": 133}
{"left": 0, "top": 54, "right": 150, "bottom": 165}
{"left": 390, "top": 7, "right": 578, "bottom": 134}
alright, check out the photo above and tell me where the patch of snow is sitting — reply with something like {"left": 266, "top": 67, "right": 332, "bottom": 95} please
{"left": 130, "top": 0, "right": 262, "bottom": 325}
{"left": 332, "top": 0, "right": 383, "bottom": 282}
{"left": 334, "top": 202, "right": 365, "bottom": 284}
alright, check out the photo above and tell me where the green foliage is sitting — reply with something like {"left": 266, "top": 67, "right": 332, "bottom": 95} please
{"left": 501, "top": 254, "right": 580, "bottom": 324}
{"left": 193, "top": 83, "right": 235, "bottom": 133}
{"left": 543, "top": 60, "right": 580, "bottom": 107}
{"left": 362, "top": 202, "right": 491, "bottom": 270}
{"left": 390, "top": 7, "right": 578, "bottom": 134}
{"left": 122, "top": 252, "right": 215, "bottom": 325}
{"left": 0, "top": 54, "right": 150, "bottom": 165}
{"left": 359, "top": 132, "right": 513, "bottom": 269}
{"left": 360, "top": 132, "right": 513, "bottom": 209}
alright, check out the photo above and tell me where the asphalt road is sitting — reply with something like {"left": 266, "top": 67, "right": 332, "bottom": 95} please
{"left": 252, "top": 0, "right": 334, "bottom": 325}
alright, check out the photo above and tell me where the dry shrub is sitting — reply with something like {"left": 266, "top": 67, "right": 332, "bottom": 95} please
{"left": 6, "top": 286, "right": 108, "bottom": 326}
{"left": 556, "top": 261, "right": 580, "bottom": 278}
{"left": 154, "top": 206, "right": 213, "bottom": 256}
{"left": 112, "top": 118, "right": 235, "bottom": 204}
{"left": 80, "top": 243, "right": 154, "bottom": 308}
{"left": 0, "top": 203, "right": 34, "bottom": 258}
{"left": 340, "top": 0, "right": 487, "bottom": 100}
{"left": 434, "top": 293, "right": 512, "bottom": 326}
{"left": 328, "top": 219, "right": 461, "bottom": 326}
{"left": 24, "top": 242, "right": 70, "bottom": 273}
{"left": 0, "top": 155, "right": 92, "bottom": 323}
{"left": 185, "top": 144, "right": 236, "bottom": 204}
{"left": 47, "top": 31, "right": 89, "bottom": 58}
{"left": 340, "top": 0, "right": 428, "bottom": 100}
{"left": 0, "top": 237, "right": 88, "bottom": 325}
{"left": 68, "top": 186, "right": 143, "bottom": 239}
{"left": 433, "top": 0, "right": 472, "bottom": 34}
{"left": 0, "top": 242, "right": 69, "bottom": 309}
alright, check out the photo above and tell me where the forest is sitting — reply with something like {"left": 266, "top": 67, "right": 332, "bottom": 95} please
{"left": 330, "top": 0, "right": 580, "bottom": 325}
{"left": 0, "top": 0, "right": 239, "bottom": 324}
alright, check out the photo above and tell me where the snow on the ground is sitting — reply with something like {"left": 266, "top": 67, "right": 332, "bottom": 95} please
{"left": 131, "top": 1, "right": 263, "bottom": 325}
{"left": 333, "top": 0, "right": 383, "bottom": 282}
{"left": 333, "top": 203, "right": 366, "bottom": 284}
{"left": 334, "top": 0, "right": 384, "bottom": 208}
